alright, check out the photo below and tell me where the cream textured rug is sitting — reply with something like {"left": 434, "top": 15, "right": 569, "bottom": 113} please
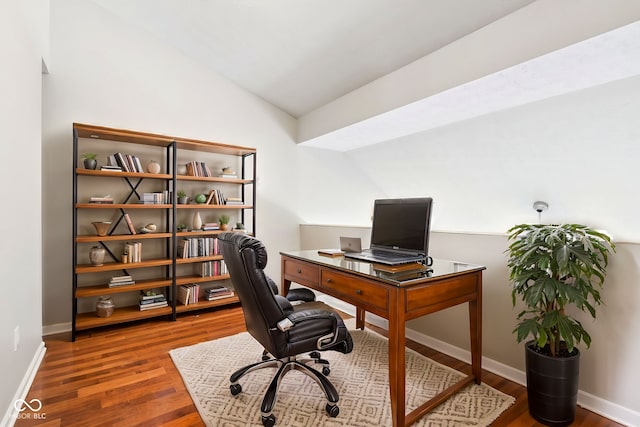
{"left": 170, "top": 325, "right": 514, "bottom": 426}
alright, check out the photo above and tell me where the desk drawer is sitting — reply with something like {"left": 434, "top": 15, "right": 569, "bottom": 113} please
{"left": 283, "top": 259, "right": 319, "bottom": 287}
{"left": 320, "top": 270, "right": 388, "bottom": 313}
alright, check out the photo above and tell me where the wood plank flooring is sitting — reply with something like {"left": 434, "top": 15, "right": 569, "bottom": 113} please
{"left": 16, "top": 306, "right": 624, "bottom": 426}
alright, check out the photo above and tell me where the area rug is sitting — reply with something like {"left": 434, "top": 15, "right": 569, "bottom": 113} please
{"left": 170, "top": 324, "right": 514, "bottom": 426}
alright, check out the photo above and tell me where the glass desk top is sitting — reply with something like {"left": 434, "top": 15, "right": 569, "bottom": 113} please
{"left": 280, "top": 250, "right": 485, "bottom": 286}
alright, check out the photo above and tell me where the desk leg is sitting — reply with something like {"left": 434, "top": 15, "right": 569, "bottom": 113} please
{"left": 469, "top": 275, "right": 483, "bottom": 384}
{"left": 355, "top": 307, "right": 365, "bottom": 330}
{"left": 388, "top": 290, "right": 406, "bottom": 427}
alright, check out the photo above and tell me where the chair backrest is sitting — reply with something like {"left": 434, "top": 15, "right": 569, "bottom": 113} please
{"left": 218, "top": 233, "right": 286, "bottom": 353}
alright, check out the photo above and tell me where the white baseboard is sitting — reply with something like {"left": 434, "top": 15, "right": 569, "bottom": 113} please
{"left": 42, "top": 322, "right": 71, "bottom": 336}
{"left": 2, "top": 342, "right": 47, "bottom": 427}
{"left": 323, "top": 297, "right": 637, "bottom": 427}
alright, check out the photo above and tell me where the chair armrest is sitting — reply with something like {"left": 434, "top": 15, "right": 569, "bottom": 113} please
{"left": 274, "top": 295, "right": 294, "bottom": 314}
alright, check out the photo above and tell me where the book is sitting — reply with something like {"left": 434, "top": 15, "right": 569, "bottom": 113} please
{"left": 205, "top": 291, "right": 234, "bottom": 301}
{"left": 123, "top": 213, "right": 136, "bottom": 235}
{"left": 318, "top": 249, "right": 345, "bottom": 257}
{"left": 89, "top": 195, "right": 114, "bottom": 203}
{"left": 139, "top": 301, "right": 168, "bottom": 311}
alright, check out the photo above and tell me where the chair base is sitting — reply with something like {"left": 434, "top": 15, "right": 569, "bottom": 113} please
{"left": 230, "top": 354, "right": 340, "bottom": 426}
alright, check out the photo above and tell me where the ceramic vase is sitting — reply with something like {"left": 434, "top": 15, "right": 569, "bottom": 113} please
{"left": 96, "top": 296, "right": 115, "bottom": 318}
{"left": 192, "top": 211, "right": 203, "bottom": 230}
{"left": 147, "top": 160, "right": 161, "bottom": 174}
{"left": 92, "top": 221, "right": 112, "bottom": 236}
{"left": 89, "top": 246, "right": 106, "bottom": 266}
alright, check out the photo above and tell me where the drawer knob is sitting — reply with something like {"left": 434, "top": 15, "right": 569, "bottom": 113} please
{"left": 326, "top": 278, "right": 333, "bottom": 284}
{"left": 297, "top": 269, "right": 302, "bottom": 274}
{"left": 356, "top": 289, "right": 362, "bottom": 295}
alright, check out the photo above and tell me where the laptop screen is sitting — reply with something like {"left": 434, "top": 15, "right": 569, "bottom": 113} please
{"left": 370, "top": 198, "right": 433, "bottom": 256}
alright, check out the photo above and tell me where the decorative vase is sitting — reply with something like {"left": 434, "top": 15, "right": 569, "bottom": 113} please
{"left": 192, "top": 211, "right": 203, "bottom": 230}
{"left": 146, "top": 160, "right": 161, "bottom": 174}
{"left": 91, "top": 221, "right": 112, "bottom": 236}
{"left": 96, "top": 296, "right": 115, "bottom": 318}
{"left": 177, "top": 164, "right": 188, "bottom": 175}
{"left": 220, "top": 223, "right": 228, "bottom": 231}
{"left": 177, "top": 196, "right": 189, "bottom": 204}
{"left": 84, "top": 158, "right": 97, "bottom": 170}
{"left": 89, "top": 246, "right": 106, "bottom": 266}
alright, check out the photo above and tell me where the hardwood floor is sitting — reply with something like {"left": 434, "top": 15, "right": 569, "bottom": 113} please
{"left": 17, "top": 306, "right": 623, "bottom": 427}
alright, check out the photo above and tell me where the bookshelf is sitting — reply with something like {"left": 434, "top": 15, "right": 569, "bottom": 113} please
{"left": 72, "top": 123, "right": 255, "bottom": 340}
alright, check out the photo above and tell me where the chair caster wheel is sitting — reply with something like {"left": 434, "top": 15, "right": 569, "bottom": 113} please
{"left": 322, "top": 367, "right": 331, "bottom": 376}
{"left": 230, "top": 383, "right": 242, "bottom": 396}
{"left": 261, "top": 414, "right": 276, "bottom": 427}
{"left": 310, "top": 351, "right": 320, "bottom": 359}
{"left": 326, "top": 403, "right": 339, "bottom": 417}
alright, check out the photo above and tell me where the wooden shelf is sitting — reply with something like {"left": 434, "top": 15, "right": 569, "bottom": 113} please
{"left": 76, "top": 168, "right": 172, "bottom": 180}
{"left": 76, "top": 258, "right": 173, "bottom": 273}
{"left": 77, "top": 203, "right": 172, "bottom": 209}
{"left": 76, "top": 278, "right": 173, "bottom": 298}
{"left": 75, "top": 304, "right": 172, "bottom": 330}
{"left": 176, "top": 204, "right": 252, "bottom": 209}
{"left": 176, "top": 175, "right": 253, "bottom": 184}
{"left": 76, "top": 233, "right": 172, "bottom": 243}
{"left": 175, "top": 295, "right": 240, "bottom": 313}
{"left": 176, "top": 274, "right": 231, "bottom": 285}
{"left": 176, "top": 255, "right": 224, "bottom": 265}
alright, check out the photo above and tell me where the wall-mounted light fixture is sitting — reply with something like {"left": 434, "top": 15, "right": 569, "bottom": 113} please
{"left": 533, "top": 201, "right": 548, "bottom": 223}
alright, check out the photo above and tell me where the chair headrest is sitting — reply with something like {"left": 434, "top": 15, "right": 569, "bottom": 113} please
{"left": 219, "top": 232, "right": 268, "bottom": 269}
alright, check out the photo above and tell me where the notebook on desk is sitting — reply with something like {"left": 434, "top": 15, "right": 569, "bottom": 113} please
{"left": 344, "top": 197, "right": 433, "bottom": 266}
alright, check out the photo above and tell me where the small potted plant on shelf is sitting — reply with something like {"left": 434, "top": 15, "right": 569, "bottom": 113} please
{"left": 506, "top": 223, "right": 615, "bottom": 426}
{"left": 233, "top": 222, "right": 247, "bottom": 234}
{"left": 82, "top": 153, "right": 98, "bottom": 170}
{"left": 219, "top": 214, "right": 230, "bottom": 231}
{"left": 177, "top": 190, "right": 189, "bottom": 204}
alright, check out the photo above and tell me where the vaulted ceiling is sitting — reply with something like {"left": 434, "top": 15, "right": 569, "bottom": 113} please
{"left": 89, "top": 1, "right": 640, "bottom": 150}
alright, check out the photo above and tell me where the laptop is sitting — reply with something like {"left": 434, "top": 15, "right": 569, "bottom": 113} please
{"left": 339, "top": 236, "right": 362, "bottom": 253}
{"left": 345, "top": 197, "right": 433, "bottom": 266}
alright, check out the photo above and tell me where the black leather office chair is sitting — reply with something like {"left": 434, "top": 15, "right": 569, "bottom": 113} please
{"left": 218, "top": 233, "right": 353, "bottom": 427}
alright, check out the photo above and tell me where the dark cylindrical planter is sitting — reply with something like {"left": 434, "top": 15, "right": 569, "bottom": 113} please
{"left": 525, "top": 341, "right": 580, "bottom": 427}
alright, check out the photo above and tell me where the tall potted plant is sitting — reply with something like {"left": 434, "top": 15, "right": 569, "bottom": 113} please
{"left": 506, "top": 223, "right": 615, "bottom": 426}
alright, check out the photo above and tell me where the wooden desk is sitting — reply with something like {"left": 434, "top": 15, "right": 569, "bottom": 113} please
{"left": 281, "top": 251, "right": 485, "bottom": 427}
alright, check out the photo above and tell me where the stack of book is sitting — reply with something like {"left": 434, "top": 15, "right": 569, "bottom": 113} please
{"left": 100, "top": 165, "right": 122, "bottom": 172}
{"left": 139, "top": 291, "right": 168, "bottom": 311}
{"left": 225, "top": 197, "right": 244, "bottom": 206}
{"left": 179, "top": 237, "right": 219, "bottom": 258}
{"left": 140, "top": 192, "right": 170, "bottom": 204}
{"left": 109, "top": 153, "right": 144, "bottom": 173}
{"left": 89, "top": 195, "right": 114, "bottom": 204}
{"left": 123, "top": 242, "right": 142, "bottom": 263}
{"left": 202, "top": 222, "right": 220, "bottom": 231}
{"left": 186, "top": 161, "right": 212, "bottom": 177}
{"left": 177, "top": 284, "right": 200, "bottom": 305}
{"left": 199, "top": 260, "right": 227, "bottom": 277}
{"left": 204, "top": 189, "right": 227, "bottom": 205}
{"left": 108, "top": 275, "right": 135, "bottom": 287}
{"left": 205, "top": 286, "right": 234, "bottom": 301}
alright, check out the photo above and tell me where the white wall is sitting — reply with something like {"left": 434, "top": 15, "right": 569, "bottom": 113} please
{"left": 296, "top": 75, "right": 640, "bottom": 243}
{"left": 0, "top": 0, "right": 46, "bottom": 423}
{"left": 42, "top": 0, "right": 300, "bottom": 328}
